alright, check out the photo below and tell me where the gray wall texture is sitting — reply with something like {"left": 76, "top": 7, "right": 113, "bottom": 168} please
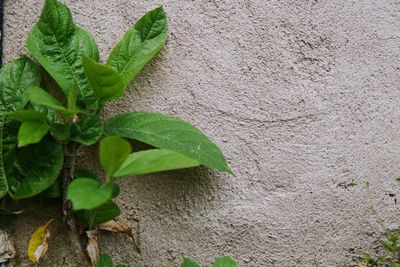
{"left": 3, "top": 0, "right": 400, "bottom": 266}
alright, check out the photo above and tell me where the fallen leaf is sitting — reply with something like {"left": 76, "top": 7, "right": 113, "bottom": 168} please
{"left": 0, "top": 230, "right": 16, "bottom": 264}
{"left": 86, "top": 229, "right": 100, "bottom": 267}
{"left": 98, "top": 218, "right": 133, "bottom": 237}
{"left": 27, "top": 219, "right": 54, "bottom": 263}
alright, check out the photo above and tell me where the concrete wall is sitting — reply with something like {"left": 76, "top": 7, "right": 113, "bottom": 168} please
{"left": 3, "top": 0, "right": 400, "bottom": 266}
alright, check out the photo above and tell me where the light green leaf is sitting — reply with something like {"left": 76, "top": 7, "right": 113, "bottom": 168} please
{"left": 212, "top": 256, "right": 237, "bottom": 267}
{"left": 78, "top": 201, "right": 120, "bottom": 229}
{"left": 27, "top": 0, "right": 99, "bottom": 109}
{"left": 181, "top": 258, "right": 201, "bottom": 267}
{"left": 7, "top": 138, "right": 63, "bottom": 199}
{"left": 7, "top": 109, "right": 47, "bottom": 122}
{"left": 115, "top": 149, "right": 199, "bottom": 177}
{"left": 0, "top": 56, "right": 41, "bottom": 198}
{"left": 67, "top": 178, "right": 113, "bottom": 210}
{"left": 18, "top": 121, "right": 50, "bottom": 147}
{"left": 104, "top": 112, "right": 232, "bottom": 174}
{"left": 107, "top": 7, "right": 168, "bottom": 87}
{"left": 27, "top": 86, "right": 66, "bottom": 111}
{"left": 70, "top": 113, "right": 103, "bottom": 145}
{"left": 100, "top": 136, "right": 132, "bottom": 180}
{"left": 82, "top": 55, "right": 125, "bottom": 104}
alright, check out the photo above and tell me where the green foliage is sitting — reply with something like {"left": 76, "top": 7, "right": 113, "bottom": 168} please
{"left": 7, "top": 138, "right": 63, "bottom": 199}
{"left": 67, "top": 178, "right": 114, "bottom": 210}
{"left": 213, "top": 256, "right": 237, "bottom": 267}
{"left": 99, "top": 136, "right": 132, "bottom": 180}
{"left": 27, "top": 0, "right": 98, "bottom": 110}
{"left": 96, "top": 254, "right": 127, "bottom": 267}
{"left": 181, "top": 258, "right": 201, "bottom": 267}
{"left": 114, "top": 149, "right": 199, "bottom": 177}
{"left": 78, "top": 201, "right": 120, "bottom": 229}
{"left": 107, "top": 6, "right": 168, "bottom": 88}
{"left": 0, "top": 56, "right": 41, "bottom": 198}
{"left": 0, "top": 0, "right": 232, "bottom": 264}
{"left": 181, "top": 256, "right": 237, "bottom": 267}
{"left": 82, "top": 55, "right": 125, "bottom": 106}
{"left": 104, "top": 112, "right": 232, "bottom": 173}
{"left": 362, "top": 232, "right": 400, "bottom": 267}
{"left": 70, "top": 113, "right": 103, "bottom": 145}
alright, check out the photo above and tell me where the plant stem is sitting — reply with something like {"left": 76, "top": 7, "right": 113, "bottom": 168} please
{"left": 62, "top": 142, "right": 89, "bottom": 265}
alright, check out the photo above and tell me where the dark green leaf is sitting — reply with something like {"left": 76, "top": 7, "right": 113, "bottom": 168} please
{"left": 110, "top": 184, "right": 120, "bottom": 198}
{"left": 104, "top": 112, "right": 232, "bottom": 174}
{"left": 27, "top": 0, "right": 99, "bottom": 110}
{"left": 213, "top": 256, "right": 237, "bottom": 267}
{"left": 96, "top": 254, "right": 113, "bottom": 267}
{"left": 107, "top": 7, "right": 168, "bottom": 87}
{"left": 0, "top": 56, "right": 41, "bottom": 113}
{"left": 7, "top": 109, "right": 47, "bottom": 122}
{"left": 67, "top": 178, "right": 113, "bottom": 210}
{"left": 99, "top": 136, "right": 132, "bottom": 180}
{"left": 115, "top": 149, "right": 199, "bottom": 177}
{"left": 82, "top": 55, "right": 125, "bottom": 104}
{"left": 18, "top": 121, "right": 50, "bottom": 147}
{"left": 0, "top": 208, "right": 22, "bottom": 225}
{"left": 2, "top": 120, "right": 19, "bottom": 174}
{"left": 70, "top": 113, "right": 103, "bottom": 145}
{"left": 78, "top": 201, "right": 120, "bottom": 229}
{"left": 50, "top": 123, "right": 71, "bottom": 141}
{"left": 181, "top": 258, "right": 201, "bottom": 267}
{"left": 0, "top": 57, "right": 41, "bottom": 198}
{"left": 41, "top": 178, "right": 62, "bottom": 198}
{"left": 7, "top": 137, "right": 63, "bottom": 199}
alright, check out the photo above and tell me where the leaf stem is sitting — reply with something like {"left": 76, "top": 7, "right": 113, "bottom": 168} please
{"left": 62, "top": 142, "right": 90, "bottom": 265}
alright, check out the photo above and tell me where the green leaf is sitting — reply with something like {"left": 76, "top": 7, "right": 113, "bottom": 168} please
{"left": 0, "top": 56, "right": 41, "bottom": 113}
{"left": 107, "top": 7, "right": 168, "bottom": 87}
{"left": 27, "top": 0, "right": 98, "bottom": 110}
{"left": 115, "top": 149, "right": 199, "bottom": 177}
{"left": 96, "top": 254, "right": 113, "bottom": 267}
{"left": 18, "top": 121, "right": 50, "bottom": 147}
{"left": 181, "top": 258, "right": 201, "bottom": 267}
{"left": 32, "top": 103, "right": 62, "bottom": 124}
{"left": 0, "top": 57, "right": 41, "bottom": 198}
{"left": 99, "top": 136, "right": 132, "bottom": 180}
{"left": 67, "top": 178, "right": 113, "bottom": 210}
{"left": 70, "top": 113, "right": 103, "bottom": 145}
{"left": 104, "top": 112, "right": 232, "bottom": 174}
{"left": 7, "top": 109, "right": 47, "bottom": 122}
{"left": 41, "top": 178, "right": 62, "bottom": 198}
{"left": 78, "top": 201, "right": 120, "bottom": 229}
{"left": 50, "top": 123, "right": 71, "bottom": 141}
{"left": 27, "top": 86, "right": 66, "bottom": 112}
{"left": 7, "top": 138, "right": 63, "bottom": 199}
{"left": 212, "top": 256, "right": 237, "bottom": 267}
{"left": 82, "top": 55, "right": 125, "bottom": 104}
{"left": 0, "top": 208, "right": 22, "bottom": 225}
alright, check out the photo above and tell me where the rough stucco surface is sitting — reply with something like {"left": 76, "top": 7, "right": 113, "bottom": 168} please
{"left": 2, "top": 0, "right": 400, "bottom": 266}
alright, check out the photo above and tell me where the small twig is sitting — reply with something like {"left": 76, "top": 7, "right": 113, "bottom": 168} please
{"left": 62, "top": 142, "right": 89, "bottom": 265}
